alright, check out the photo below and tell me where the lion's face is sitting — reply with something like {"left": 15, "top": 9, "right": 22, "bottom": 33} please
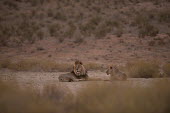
{"left": 106, "top": 66, "right": 113, "bottom": 75}
{"left": 74, "top": 64, "right": 82, "bottom": 76}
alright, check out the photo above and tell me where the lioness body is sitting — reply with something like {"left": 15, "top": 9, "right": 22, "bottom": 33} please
{"left": 106, "top": 66, "right": 127, "bottom": 81}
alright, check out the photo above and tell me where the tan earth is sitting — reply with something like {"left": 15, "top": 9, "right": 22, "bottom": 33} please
{"left": 1, "top": 70, "right": 169, "bottom": 96}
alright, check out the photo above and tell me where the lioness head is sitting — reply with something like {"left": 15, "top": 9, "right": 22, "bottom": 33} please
{"left": 106, "top": 66, "right": 113, "bottom": 75}
{"left": 106, "top": 66, "right": 119, "bottom": 75}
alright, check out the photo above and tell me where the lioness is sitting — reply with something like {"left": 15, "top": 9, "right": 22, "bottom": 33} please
{"left": 106, "top": 66, "right": 127, "bottom": 81}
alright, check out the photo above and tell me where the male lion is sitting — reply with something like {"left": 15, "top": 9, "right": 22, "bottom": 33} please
{"left": 58, "top": 60, "right": 88, "bottom": 82}
{"left": 58, "top": 72, "right": 78, "bottom": 82}
{"left": 71, "top": 60, "right": 88, "bottom": 80}
{"left": 106, "top": 66, "right": 127, "bottom": 81}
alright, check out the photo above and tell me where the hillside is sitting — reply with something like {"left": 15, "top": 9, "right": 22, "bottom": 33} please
{"left": 0, "top": 0, "right": 170, "bottom": 64}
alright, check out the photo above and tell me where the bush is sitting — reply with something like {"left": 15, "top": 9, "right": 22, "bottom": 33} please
{"left": 163, "top": 63, "right": 170, "bottom": 77}
{"left": 158, "top": 8, "right": 170, "bottom": 23}
{"left": 79, "top": 16, "right": 101, "bottom": 36}
{"left": 64, "top": 22, "right": 76, "bottom": 38}
{"left": 95, "top": 24, "right": 111, "bottom": 38}
{"left": 138, "top": 24, "right": 159, "bottom": 38}
{"left": 49, "top": 24, "right": 61, "bottom": 37}
{"left": 0, "top": 59, "right": 11, "bottom": 68}
{"left": 36, "top": 30, "right": 44, "bottom": 40}
{"left": 115, "top": 27, "right": 123, "bottom": 37}
{"left": 126, "top": 60, "right": 160, "bottom": 78}
{"left": 74, "top": 37, "right": 84, "bottom": 44}
{"left": 54, "top": 12, "right": 67, "bottom": 21}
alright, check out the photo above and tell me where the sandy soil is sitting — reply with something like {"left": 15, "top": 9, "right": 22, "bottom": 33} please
{"left": 0, "top": 70, "right": 169, "bottom": 96}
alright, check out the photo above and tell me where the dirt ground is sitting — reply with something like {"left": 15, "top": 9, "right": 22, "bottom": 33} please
{"left": 0, "top": 70, "right": 169, "bottom": 96}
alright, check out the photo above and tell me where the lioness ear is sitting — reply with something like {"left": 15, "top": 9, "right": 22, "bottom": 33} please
{"left": 79, "top": 61, "right": 83, "bottom": 65}
{"left": 113, "top": 66, "right": 118, "bottom": 69}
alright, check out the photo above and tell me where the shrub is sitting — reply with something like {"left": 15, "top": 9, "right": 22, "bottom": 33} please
{"left": 158, "top": 8, "right": 170, "bottom": 23}
{"left": 133, "top": 12, "right": 149, "bottom": 27}
{"left": 36, "top": 30, "right": 44, "bottom": 40}
{"left": 163, "top": 63, "right": 170, "bottom": 77}
{"left": 58, "top": 38, "right": 64, "bottom": 43}
{"left": 74, "top": 37, "right": 84, "bottom": 44}
{"left": 36, "top": 46, "right": 45, "bottom": 51}
{"left": 105, "top": 20, "right": 120, "bottom": 28}
{"left": 125, "top": 60, "right": 160, "bottom": 78}
{"left": 54, "top": 12, "right": 67, "bottom": 21}
{"left": 148, "top": 40, "right": 155, "bottom": 46}
{"left": 115, "top": 27, "right": 123, "bottom": 37}
{"left": 0, "top": 24, "right": 12, "bottom": 46}
{"left": 79, "top": 16, "right": 101, "bottom": 36}
{"left": 49, "top": 24, "right": 61, "bottom": 37}
{"left": 47, "top": 9, "right": 54, "bottom": 17}
{"left": 0, "top": 59, "right": 11, "bottom": 68}
{"left": 18, "top": 20, "right": 40, "bottom": 44}
{"left": 64, "top": 22, "right": 76, "bottom": 38}
{"left": 3, "top": 0, "right": 18, "bottom": 9}
{"left": 138, "top": 24, "right": 159, "bottom": 38}
{"left": 95, "top": 24, "right": 111, "bottom": 38}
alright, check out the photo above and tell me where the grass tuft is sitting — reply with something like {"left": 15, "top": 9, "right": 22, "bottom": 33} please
{"left": 125, "top": 60, "right": 160, "bottom": 78}
{"left": 163, "top": 63, "right": 170, "bottom": 77}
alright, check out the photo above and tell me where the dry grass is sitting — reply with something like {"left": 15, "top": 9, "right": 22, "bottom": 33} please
{"left": 84, "top": 63, "right": 103, "bottom": 71}
{"left": 72, "top": 80, "right": 170, "bottom": 113}
{"left": 0, "top": 76, "right": 170, "bottom": 113}
{"left": 125, "top": 60, "right": 160, "bottom": 78}
{"left": 163, "top": 63, "right": 170, "bottom": 77}
{"left": 0, "top": 59, "right": 103, "bottom": 72}
{"left": 0, "top": 80, "right": 58, "bottom": 113}
{"left": 0, "top": 59, "right": 72, "bottom": 72}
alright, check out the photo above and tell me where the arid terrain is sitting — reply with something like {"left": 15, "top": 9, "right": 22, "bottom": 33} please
{"left": 0, "top": 0, "right": 170, "bottom": 65}
{"left": 0, "top": 0, "right": 170, "bottom": 113}
{"left": 1, "top": 70, "right": 170, "bottom": 96}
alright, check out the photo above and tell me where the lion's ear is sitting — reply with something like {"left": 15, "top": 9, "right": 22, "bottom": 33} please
{"left": 79, "top": 61, "right": 83, "bottom": 65}
{"left": 113, "top": 66, "right": 117, "bottom": 69}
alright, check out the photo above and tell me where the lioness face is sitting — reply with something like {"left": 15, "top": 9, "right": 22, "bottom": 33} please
{"left": 106, "top": 66, "right": 113, "bottom": 75}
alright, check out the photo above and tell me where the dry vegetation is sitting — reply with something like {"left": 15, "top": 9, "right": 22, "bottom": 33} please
{"left": 0, "top": 78, "right": 170, "bottom": 113}
{"left": 163, "top": 63, "right": 170, "bottom": 77}
{"left": 0, "top": 58, "right": 169, "bottom": 78}
{"left": 0, "top": 58, "right": 103, "bottom": 72}
{"left": 125, "top": 60, "right": 161, "bottom": 78}
{"left": 0, "top": 79, "right": 73, "bottom": 113}
{"left": 0, "top": 0, "right": 170, "bottom": 46}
